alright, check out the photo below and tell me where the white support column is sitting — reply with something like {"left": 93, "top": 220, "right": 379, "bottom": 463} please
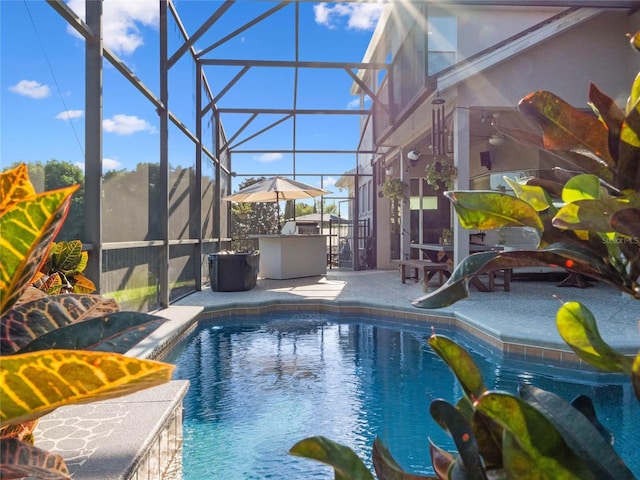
{"left": 400, "top": 152, "right": 411, "bottom": 260}
{"left": 452, "top": 106, "right": 470, "bottom": 267}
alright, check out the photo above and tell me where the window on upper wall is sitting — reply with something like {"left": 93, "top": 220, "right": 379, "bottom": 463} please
{"left": 427, "top": 17, "right": 457, "bottom": 76}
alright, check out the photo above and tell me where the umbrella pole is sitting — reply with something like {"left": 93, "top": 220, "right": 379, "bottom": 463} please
{"left": 276, "top": 191, "right": 280, "bottom": 234}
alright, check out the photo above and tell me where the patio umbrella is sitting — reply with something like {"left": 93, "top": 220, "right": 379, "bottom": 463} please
{"left": 223, "top": 176, "right": 331, "bottom": 231}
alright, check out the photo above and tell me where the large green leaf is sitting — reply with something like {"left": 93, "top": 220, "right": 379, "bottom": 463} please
{"left": 610, "top": 207, "right": 640, "bottom": 238}
{"left": 523, "top": 177, "right": 565, "bottom": 199}
{"left": 17, "top": 311, "right": 166, "bottom": 354}
{"left": 503, "top": 177, "right": 555, "bottom": 213}
{"left": 626, "top": 71, "right": 640, "bottom": 112}
{"left": 413, "top": 251, "right": 501, "bottom": 308}
{"left": 588, "top": 83, "right": 625, "bottom": 162}
{"left": 47, "top": 240, "right": 84, "bottom": 274}
{"left": 500, "top": 429, "right": 549, "bottom": 480}
{"left": 553, "top": 194, "right": 640, "bottom": 233}
{"left": 1, "top": 294, "right": 119, "bottom": 354}
{"left": 469, "top": 410, "right": 503, "bottom": 469}
{"left": 445, "top": 191, "right": 544, "bottom": 233}
{"left": 0, "top": 185, "right": 79, "bottom": 315}
{"left": 496, "top": 124, "right": 614, "bottom": 184}
{"left": 428, "top": 335, "right": 486, "bottom": 401}
{"left": 520, "top": 244, "right": 629, "bottom": 288}
{"left": 617, "top": 88, "right": 640, "bottom": 190}
{"left": 475, "top": 392, "right": 597, "bottom": 480}
{"left": 0, "top": 437, "right": 70, "bottom": 480}
{"left": 429, "top": 400, "right": 486, "bottom": 480}
{"left": 0, "top": 163, "right": 36, "bottom": 211}
{"left": 518, "top": 384, "right": 633, "bottom": 480}
{"left": 518, "top": 91, "right": 614, "bottom": 168}
{"left": 0, "top": 350, "right": 174, "bottom": 427}
{"left": 289, "top": 436, "right": 374, "bottom": 480}
{"left": 415, "top": 244, "right": 633, "bottom": 310}
{"left": 561, "top": 174, "right": 601, "bottom": 203}
{"left": 556, "top": 301, "right": 634, "bottom": 373}
{"left": 371, "top": 438, "right": 433, "bottom": 479}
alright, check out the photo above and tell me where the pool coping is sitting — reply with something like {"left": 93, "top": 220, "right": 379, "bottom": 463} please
{"left": 142, "top": 298, "right": 600, "bottom": 371}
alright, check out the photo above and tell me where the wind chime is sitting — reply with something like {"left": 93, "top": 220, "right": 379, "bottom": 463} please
{"left": 427, "top": 91, "right": 457, "bottom": 190}
{"left": 431, "top": 91, "right": 446, "bottom": 157}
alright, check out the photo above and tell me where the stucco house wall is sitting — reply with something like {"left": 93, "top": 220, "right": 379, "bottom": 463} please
{"left": 352, "top": 4, "right": 640, "bottom": 271}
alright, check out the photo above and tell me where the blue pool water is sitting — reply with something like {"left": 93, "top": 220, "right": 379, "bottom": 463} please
{"left": 165, "top": 312, "right": 639, "bottom": 479}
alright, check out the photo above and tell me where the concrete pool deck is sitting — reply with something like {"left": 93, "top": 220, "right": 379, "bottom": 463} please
{"left": 172, "top": 268, "right": 639, "bottom": 360}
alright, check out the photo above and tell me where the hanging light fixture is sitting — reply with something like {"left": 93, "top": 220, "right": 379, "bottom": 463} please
{"left": 489, "top": 133, "right": 505, "bottom": 146}
{"left": 407, "top": 149, "right": 421, "bottom": 166}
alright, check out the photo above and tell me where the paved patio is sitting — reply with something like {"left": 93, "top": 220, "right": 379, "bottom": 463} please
{"left": 171, "top": 269, "right": 639, "bottom": 358}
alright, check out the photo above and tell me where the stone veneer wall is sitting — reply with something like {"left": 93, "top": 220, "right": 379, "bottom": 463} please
{"left": 34, "top": 380, "right": 188, "bottom": 480}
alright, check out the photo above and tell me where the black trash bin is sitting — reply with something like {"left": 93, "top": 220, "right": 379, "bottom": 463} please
{"left": 208, "top": 251, "right": 260, "bottom": 292}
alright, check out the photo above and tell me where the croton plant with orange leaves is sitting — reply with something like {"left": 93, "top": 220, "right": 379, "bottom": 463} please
{"left": 0, "top": 164, "right": 174, "bottom": 479}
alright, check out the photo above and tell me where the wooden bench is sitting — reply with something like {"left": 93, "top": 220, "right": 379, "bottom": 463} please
{"left": 486, "top": 269, "right": 512, "bottom": 292}
{"left": 474, "top": 268, "right": 512, "bottom": 292}
{"left": 394, "top": 259, "right": 452, "bottom": 290}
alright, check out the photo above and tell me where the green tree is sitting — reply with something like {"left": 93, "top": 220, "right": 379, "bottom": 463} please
{"left": 323, "top": 202, "right": 339, "bottom": 215}
{"left": 230, "top": 177, "right": 278, "bottom": 250}
{"left": 295, "top": 202, "right": 314, "bottom": 217}
{"left": 284, "top": 199, "right": 294, "bottom": 221}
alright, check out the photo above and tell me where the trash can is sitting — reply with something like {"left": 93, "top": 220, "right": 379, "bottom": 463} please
{"left": 208, "top": 251, "right": 260, "bottom": 292}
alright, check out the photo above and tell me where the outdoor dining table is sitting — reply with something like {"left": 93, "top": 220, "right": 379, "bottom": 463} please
{"left": 410, "top": 243, "right": 508, "bottom": 292}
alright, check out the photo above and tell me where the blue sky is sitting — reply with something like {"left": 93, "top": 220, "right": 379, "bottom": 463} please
{"left": 1, "top": 1, "right": 384, "bottom": 193}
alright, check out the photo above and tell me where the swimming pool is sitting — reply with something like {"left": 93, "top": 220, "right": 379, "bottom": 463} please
{"left": 165, "top": 311, "right": 639, "bottom": 479}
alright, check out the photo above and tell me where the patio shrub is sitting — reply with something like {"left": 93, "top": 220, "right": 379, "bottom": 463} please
{"left": 0, "top": 164, "right": 174, "bottom": 479}
{"left": 31, "top": 239, "right": 95, "bottom": 294}
{"left": 290, "top": 31, "right": 640, "bottom": 480}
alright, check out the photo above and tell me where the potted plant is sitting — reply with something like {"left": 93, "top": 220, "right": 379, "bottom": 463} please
{"left": 439, "top": 228, "right": 453, "bottom": 245}
{"left": 382, "top": 177, "right": 407, "bottom": 202}
{"left": 425, "top": 157, "right": 458, "bottom": 191}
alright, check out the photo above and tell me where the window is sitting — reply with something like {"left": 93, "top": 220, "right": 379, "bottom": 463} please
{"left": 427, "top": 17, "right": 457, "bottom": 75}
{"left": 410, "top": 196, "right": 438, "bottom": 210}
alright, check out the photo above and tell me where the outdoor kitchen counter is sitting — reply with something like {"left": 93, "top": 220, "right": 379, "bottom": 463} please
{"left": 251, "top": 234, "right": 328, "bottom": 279}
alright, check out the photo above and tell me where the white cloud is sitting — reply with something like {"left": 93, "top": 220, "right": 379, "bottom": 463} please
{"left": 103, "top": 114, "right": 156, "bottom": 135}
{"left": 323, "top": 176, "right": 337, "bottom": 187}
{"left": 66, "top": 0, "right": 159, "bottom": 55}
{"left": 314, "top": 3, "right": 335, "bottom": 29}
{"left": 55, "top": 109, "right": 84, "bottom": 120}
{"left": 314, "top": 2, "right": 383, "bottom": 31}
{"left": 255, "top": 153, "right": 283, "bottom": 163}
{"left": 9, "top": 80, "right": 50, "bottom": 99}
{"left": 348, "top": 96, "right": 372, "bottom": 109}
{"left": 347, "top": 98, "right": 360, "bottom": 110}
{"left": 103, "top": 157, "right": 122, "bottom": 170}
